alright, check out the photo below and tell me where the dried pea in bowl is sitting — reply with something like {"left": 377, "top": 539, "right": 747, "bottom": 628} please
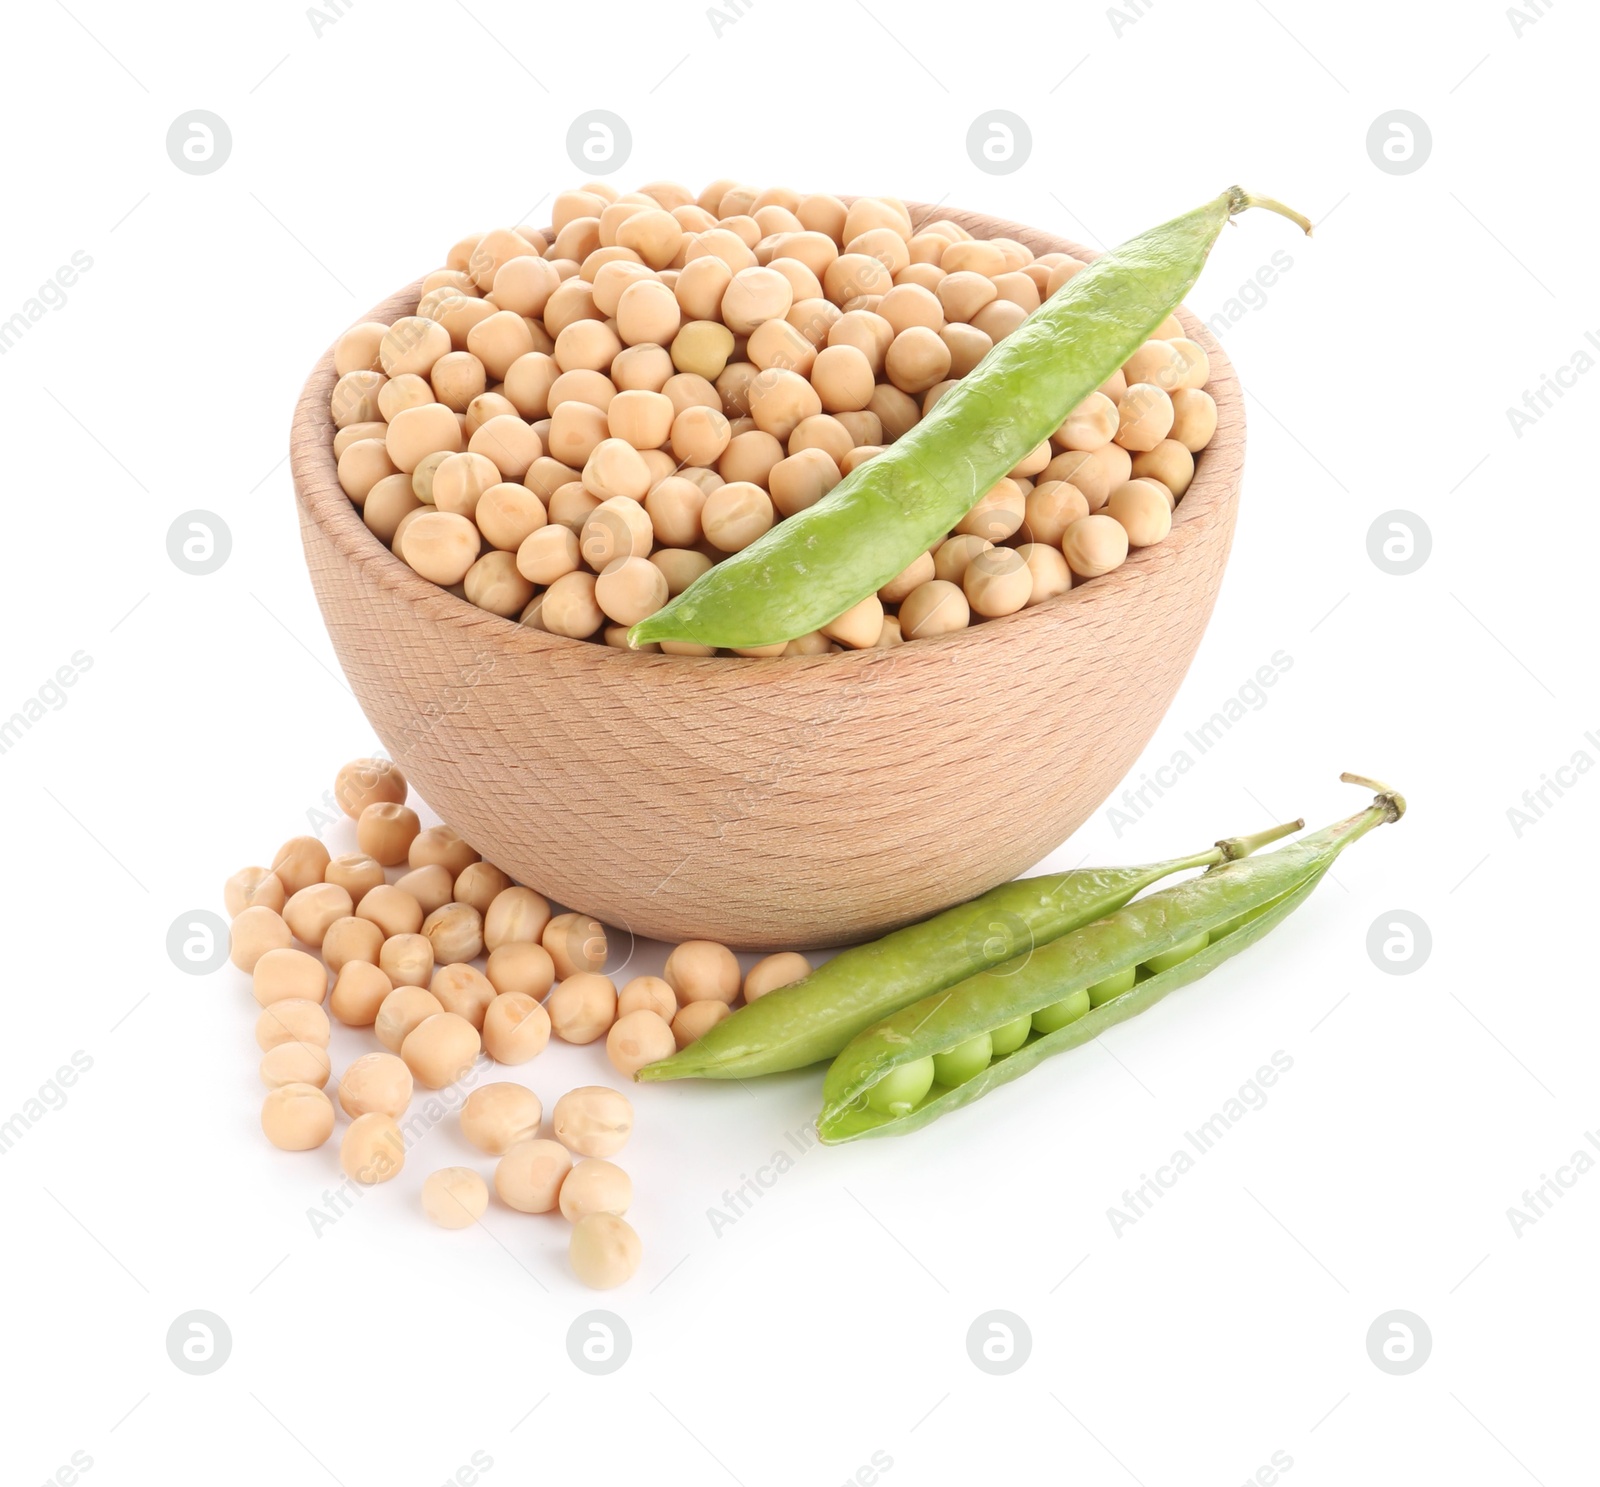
{"left": 291, "top": 192, "right": 1243, "bottom": 949}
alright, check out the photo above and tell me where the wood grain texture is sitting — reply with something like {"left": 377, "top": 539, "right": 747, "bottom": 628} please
{"left": 291, "top": 206, "right": 1245, "bottom": 949}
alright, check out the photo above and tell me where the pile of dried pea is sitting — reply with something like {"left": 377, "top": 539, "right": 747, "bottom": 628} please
{"left": 330, "top": 179, "right": 1219, "bottom": 655}
{"left": 234, "top": 756, "right": 813, "bottom": 1287}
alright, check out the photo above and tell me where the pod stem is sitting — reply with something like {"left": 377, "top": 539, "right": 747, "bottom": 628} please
{"left": 1154, "top": 816, "right": 1306, "bottom": 882}
{"left": 1216, "top": 817, "right": 1304, "bottom": 862}
{"left": 1341, "top": 772, "right": 1407, "bottom": 822}
{"left": 1159, "top": 814, "right": 1303, "bottom": 881}
{"left": 1226, "top": 187, "right": 1314, "bottom": 236}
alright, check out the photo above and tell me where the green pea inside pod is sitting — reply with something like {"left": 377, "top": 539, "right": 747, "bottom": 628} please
{"left": 1031, "top": 986, "right": 1091, "bottom": 1034}
{"left": 1086, "top": 965, "right": 1136, "bottom": 1007}
{"left": 1143, "top": 931, "right": 1208, "bottom": 975}
{"left": 987, "top": 1013, "right": 1033, "bottom": 1057}
{"left": 864, "top": 1056, "right": 936, "bottom": 1116}
{"left": 931, "top": 1033, "right": 993, "bottom": 1088}
{"left": 1209, "top": 896, "right": 1281, "bottom": 943}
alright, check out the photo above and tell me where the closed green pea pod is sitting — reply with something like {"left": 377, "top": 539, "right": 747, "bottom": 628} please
{"left": 632, "top": 187, "right": 1310, "bottom": 650}
{"left": 637, "top": 818, "right": 1300, "bottom": 1082}
{"left": 816, "top": 777, "right": 1403, "bottom": 1143}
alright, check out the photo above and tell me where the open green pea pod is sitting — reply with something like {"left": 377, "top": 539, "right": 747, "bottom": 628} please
{"left": 817, "top": 777, "right": 1404, "bottom": 1143}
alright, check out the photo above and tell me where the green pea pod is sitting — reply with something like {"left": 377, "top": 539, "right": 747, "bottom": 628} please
{"left": 816, "top": 776, "right": 1403, "bottom": 1143}
{"left": 635, "top": 817, "right": 1301, "bottom": 1082}
{"left": 630, "top": 186, "right": 1311, "bottom": 650}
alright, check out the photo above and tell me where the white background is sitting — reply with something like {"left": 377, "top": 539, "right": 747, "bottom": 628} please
{"left": 3, "top": 0, "right": 1595, "bottom": 1482}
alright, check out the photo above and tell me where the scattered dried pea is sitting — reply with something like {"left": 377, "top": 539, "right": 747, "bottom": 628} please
{"left": 546, "top": 973, "right": 618, "bottom": 1044}
{"left": 606, "top": 1010, "right": 676, "bottom": 1077}
{"left": 358, "top": 803, "right": 421, "bottom": 867}
{"left": 320, "top": 915, "right": 382, "bottom": 973}
{"left": 483, "top": 886, "right": 551, "bottom": 949}
{"left": 483, "top": 992, "right": 552, "bottom": 1064}
{"left": 259, "top": 1040, "right": 332, "bottom": 1090}
{"left": 569, "top": 1213, "right": 643, "bottom": 1289}
{"left": 324, "top": 852, "right": 386, "bottom": 907}
{"left": 401, "top": 1011, "right": 481, "bottom": 1089}
{"left": 618, "top": 976, "right": 677, "bottom": 1020}
{"left": 337, "top": 1051, "right": 413, "bottom": 1119}
{"left": 544, "top": 912, "right": 607, "bottom": 978}
{"left": 552, "top": 1086, "right": 633, "bottom": 1157}
{"left": 559, "top": 1159, "right": 632, "bottom": 1222}
{"left": 255, "top": 999, "right": 331, "bottom": 1052}
{"left": 486, "top": 941, "right": 557, "bottom": 1000}
{"left": 376, "top": 986, "right": 445, "bottom": 1052}
{"left": 672, "top": 1000, "right": 730, "bottom": 1048}
{"left": 409, "top": 825, "right": 480, "bottom": 877}
{"left": 664, "top": 941, "right": 740, "bottom": 1005}
{"left": 331, "top": 961, "right": 394, "bottom": 1027}
{"left": 342, "top": 1112, "right": 406, "bottom": 1184}
{"left": 283, "top": 883, "right": 352, "bottom": 948}
{"left": 230, "top": 906, "right": 292, "bottom": 972}
{"left": 272, "top": 837, "right": 331, "bottom": 897}
{"left": 423, "top": 1167, "right": 490, "bottom": 1229}
{"left": 253, "top": 947, "right": 328, "bottom": 1007}
{"left": 224, "top": 867, "right": 285, "bottom": 918}
{"left": 454, "top": 862, "right": 513, "bottom": 918}
{"left": 743, "top": 952, "right": 812, "bottom": 1002}
{"left": 430, "top": 963, "right": 497, "bottom": 1029}
{"left": 423, "top": 901, "right": 485, "bottom": 964}
{"left": 462, "top": 1082, "right": 543, "bottom": 1154}
{"left": 261, "top": 1083, "right": 335, "bottom": 1151}
{"left": 495, "top": 1138, "right": 572, "bottom": 1212}
{"left": 357, "top": 883, "right": 424, "bottom": 937}
{"left": 379, "top": 932, "right": 434, "bottom": 988}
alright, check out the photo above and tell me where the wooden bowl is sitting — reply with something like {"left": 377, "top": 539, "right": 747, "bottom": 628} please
{"left": 292, "top": 207, "right": 1244, "bottom": 950}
